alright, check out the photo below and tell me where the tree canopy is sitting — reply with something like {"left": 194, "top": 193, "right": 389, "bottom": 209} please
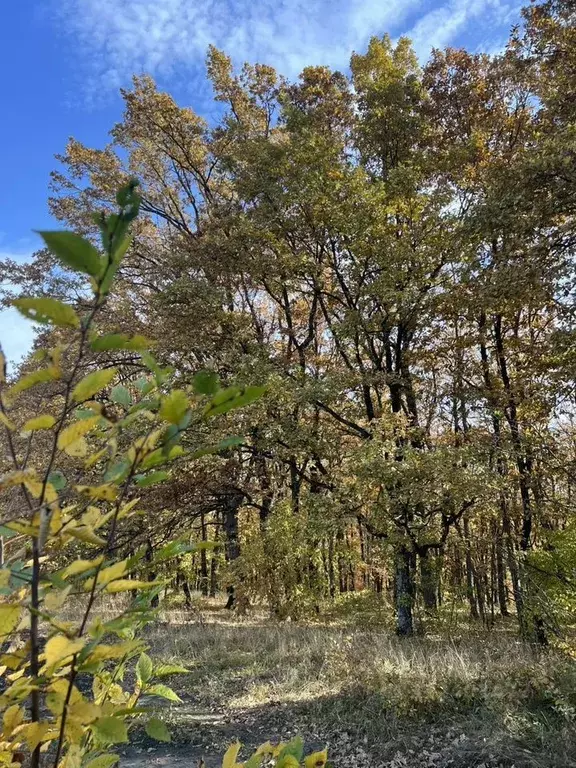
{"left": 2, "top": 0, "right": 576, "bottom": 642}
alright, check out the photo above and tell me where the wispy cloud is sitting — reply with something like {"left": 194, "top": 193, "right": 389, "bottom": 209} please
{"left": 52, "top": 0, "right": 522, "bottom": 100}
{"left": 51, "top": 0, "right": 509, "bottom": 96}
{"left": 407, "top": 0, "right": 521, "bottom": 58}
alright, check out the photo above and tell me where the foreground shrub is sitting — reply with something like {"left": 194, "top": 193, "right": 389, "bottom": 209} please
{"left": 0, "top": 182, "right": 266, "bottom": 767}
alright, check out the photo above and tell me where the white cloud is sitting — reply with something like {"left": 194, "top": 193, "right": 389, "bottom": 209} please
{"left": 406, "top": 0, "right": 521, "bottom": 59}
{"left": 52, "top": 0, "right": 522, "bottom": 100}
{"left": 0, "top": 308, "right": 36, "bottom": 372}
{"left": 0, "top": 252, "right": 36, "bottom": 373}
{"left": 53, "top": 0, "right": 420, "bottom": 95}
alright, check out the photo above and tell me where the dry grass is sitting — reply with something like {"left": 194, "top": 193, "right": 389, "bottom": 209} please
{"left": 134, "top": 605, "right": 576, "bottom": 768}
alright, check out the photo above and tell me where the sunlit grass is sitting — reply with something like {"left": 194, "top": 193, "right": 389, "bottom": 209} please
{"left": 138, "top": 602, "right": 576, "bottom": 767}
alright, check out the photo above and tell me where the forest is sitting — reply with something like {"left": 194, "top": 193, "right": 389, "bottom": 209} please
{"left": 1, "top": 0, "right": 576, "bottom": 766}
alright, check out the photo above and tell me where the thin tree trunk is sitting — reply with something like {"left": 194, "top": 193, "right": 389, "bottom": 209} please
{"left": 395, "top": 544, "right": 414, "bottom": 636}
{"left": 200, "top": 510, "right": 209, "bottom": 597}
{"left": 463, "top": 518, "right": 479, "bottom": 619}
{"left": 495, "top": 519, "right": 509, "bottom": 616}
{"left": 419, "top": 549, "right": 438, "bottom": 612}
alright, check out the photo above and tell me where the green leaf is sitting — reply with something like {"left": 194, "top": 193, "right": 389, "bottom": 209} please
{"left": 91, "top": 717, "right": 129, "bottom": 745}
{"left": 191, "top": 436, "right": 244, "bottom": 459}
{"left": 155, "top": 663, "right": 188, "bottom": 676}
{"left": 116, "top": 180, "right": 140, "bottom": 207}
{"left": 99, "top": 260, "right": 121, "bottom": 297}
{"left": 193, "top": 370, "right": 220, "bottom": 396}
{"left": 13, "top": 297, "right": 79, "bottom": 328}
{"left": 38, "top": 230, "right": 103, "bottom": 278}
{"left": 104, "top": 459, "right": 131, "bottom": 483}
{"left": 204, "top": 386, "right": 265, "bottom": 418}
{"left": 73, "top": 368, "right": 117, "bottom": 403}
{"left": 91, "top": 333, "right": 151, "bottom": 352}
{"left": 147, "top": 684, "right": 182, "bottom": 703}
{"left": 136, "top": 653, "right": 153, "bottom": 685}
{"left": 84, "top": 755, "right": 120, "bottom": 768}
{"left": 110, "top": 385, "right": 131, "bottom": 408}
{"left": 145, "top": 717, "right": 171, "bottom": 743}
{"left": 159, "top": 390, "right": 189, "bottom": 425}
{"left": 135, "top": 471, "right": 169, "bottom": 487}
{"left": 140, "top": 445, "right": 185, "bottom": 470}
{"left": 245, "top": 755, "right": 263, "bottom": 768}
{"left": 278, "top": 737, "right": 304, "bottom": 763}
{"left": 47, "top": 471, "right": 67, "bottom": 491}
{"left": 111, "top": 234, "right": 133, "bottom": 262}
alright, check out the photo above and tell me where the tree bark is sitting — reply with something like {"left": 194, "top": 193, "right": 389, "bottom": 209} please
{"left": 419, "top": 549, "right": 438, "bottom": 612}
{"left": 395, "top": 544, "right": 414, "bottom": 636}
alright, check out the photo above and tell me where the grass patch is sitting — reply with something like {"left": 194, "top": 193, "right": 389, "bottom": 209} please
{"left": 137, "top": 607, "right": 576, "bottom": 767}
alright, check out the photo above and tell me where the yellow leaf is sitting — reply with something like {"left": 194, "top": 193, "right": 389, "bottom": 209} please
{"left": 84, "top": 560, "right": 127, "bottom": 591}
{"left": 0, "top": 569, "right": 11, "bottom": 588}
{"left": 4, "top": 519, "right": 38, "bottom": 536}
{"left": 23, "top": 476, "right": 43, "bottom": 499}
{"left": 0, "top": 605, "right": 21, "bottom": 639}
{"left": 0, "top": 411, "right": 15, "bottom": 430}
{"left": 0, "top": 470, "right": 35, "bottom": 490}
{"left": 2, "top": 704, "right": 24, "bottom": 736}
{"left": 255, "top": 742, "right": 275, "bottom": 756}
{"left": 223, "top": 741, "right": 242, "bottom": 768}
{"left": 84, "top": 642, "right": 137, "bottom": 663}
{"left": 75, "top": 484, "right": 117, "bottom": 501}
{"left": 0, "top": 641, "right": 29, "bottom": 670}
{"left": 47, "top": 680, "right": 82, "bottom": 716}
{"left": 44, "top": 635, "right": 85, "bottom": 669}
{"left": 17, "top": 721, "right": 52, "bottom": 751}
{"left": 62, "top": 556, "right": 104, "bottom": 579}
{"left": 68, "top": 436, "right": 88, "bottom": 457}
{"left": 67, "top": 698, "right": 101, "bottom": 724}
{"left": 104, "top": 579, "right": 163, "bottom": 593}
{"left": 6, "top": 365, "right": 60, "bottom": 402}
{"left": 81, "top": 506, "right": 104, "bottom": 528}
{"left": 159, "top": 390, "right": 189, "bottom": 425}
{"left": 67, "top": 525, "right": 106, "bottom": 547}
{"left": 304, "top": 750, "right": 328, "bottom": 768}
{"left": 57, "top": 416, "right": 100, "bottom": 455}
{"left": 277, "top": 758, "right": 299, "bottom": 768}
{"left": 118, "top": 497, "right": 140, "bottom": 519}
{"left": 21, "top": 414, "right": 56, "bottom": 432}
{"left": 13, "top": 297, "right": 79, "bottom": 329}
{"left": 85, "top": 446, "right": 108, "bottom": 469}
{"left": 72, "top": 368, "right": 117, "bottom": 404}
{"left": 49, "top": 507, "right": 63, "bottom": 535}
{"left": 44, "top": 585, "right": 72, "bottom": 613}
{"left": 59, "top": 744, "right": 82, "bottom": 768}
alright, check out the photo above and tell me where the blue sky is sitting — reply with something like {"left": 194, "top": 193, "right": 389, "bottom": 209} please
{"left": 0, "top": 0, "right": 522, "bottom": 368}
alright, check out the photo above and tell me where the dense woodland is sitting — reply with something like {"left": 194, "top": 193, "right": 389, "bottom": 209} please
{"left": 3, "top": 0, "right": 576, "bottom": 649}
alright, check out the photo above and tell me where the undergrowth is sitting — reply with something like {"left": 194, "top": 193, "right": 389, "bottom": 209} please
{"left": 137, "top": 605, "right": 576, "bottom": 768}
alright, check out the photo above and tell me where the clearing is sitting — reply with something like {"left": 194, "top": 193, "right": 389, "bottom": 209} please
{"left": 117, "top": 604, "right": 576, "bottom": 768}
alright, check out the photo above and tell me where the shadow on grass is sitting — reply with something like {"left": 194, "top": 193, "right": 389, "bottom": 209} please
{"left": 124, "top": 684, "right": 576, "bottom": 768}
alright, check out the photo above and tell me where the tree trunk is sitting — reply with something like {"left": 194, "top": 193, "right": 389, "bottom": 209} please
{"left": 463, "top": 519, "right": 479, "bottom": 619}
{"left": 495, "top": 519, "right": 509, "bottom": 616}
{"left": 209, "top": 556, "right": 218, "bottom": 598}
{"left": 419, "top": 549, "right": 438, "bottom": 612}
{"left": 145, "top": 539, "right": 159, "bottom": 608}
{"left": 199, "top": 511, "right": 209, "bottom": 597}
{"left": 222, "top": 487, "right": 243, "bottom": 609}
{"left": 395, "top": 545, "right": 414, "bottom": 636}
